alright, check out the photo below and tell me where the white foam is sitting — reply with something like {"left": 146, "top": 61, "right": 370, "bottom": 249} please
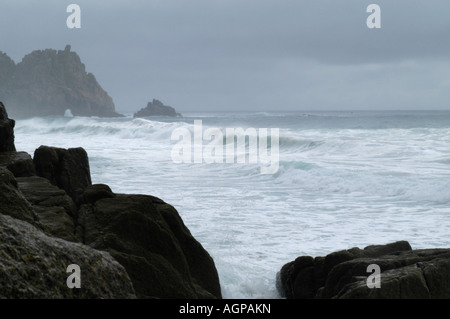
{"left": 13, "top": 113, "right": 450, "bottom": 299}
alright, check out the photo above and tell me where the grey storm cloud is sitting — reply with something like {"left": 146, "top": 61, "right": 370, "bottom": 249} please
{"left": 1, "top": 0, "right": 449, "bottom": 112}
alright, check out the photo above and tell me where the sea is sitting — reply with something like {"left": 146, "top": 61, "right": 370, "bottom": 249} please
{"left": 14, "top": 110, "right": 450, "bottom": 299}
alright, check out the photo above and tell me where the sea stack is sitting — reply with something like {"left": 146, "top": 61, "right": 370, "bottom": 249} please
{"left": 134, "top": 99, "right": 182, "bottom": 118}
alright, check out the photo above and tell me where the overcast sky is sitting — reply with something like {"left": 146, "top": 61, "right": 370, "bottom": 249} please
{"left": 1, "top": 0, "right": 449, "bottom": 113}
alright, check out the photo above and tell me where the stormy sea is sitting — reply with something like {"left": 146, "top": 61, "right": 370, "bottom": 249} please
{"left": 14, "top": 110, "right": 450, "bottom": 298}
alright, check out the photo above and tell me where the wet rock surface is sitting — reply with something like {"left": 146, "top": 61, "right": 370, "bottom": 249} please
{"left": 278, "top": 241, "right": 450, "bottom": 299}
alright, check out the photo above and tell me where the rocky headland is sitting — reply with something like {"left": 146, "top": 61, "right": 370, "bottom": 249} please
{"left": 0, "top": 46, "right": 122, "bottom": 119}
{"left": 0, "top": 101, "right": 221, "bottom": 298}
{"left": 134, "top": 99, "right": 182, "bottom": 118}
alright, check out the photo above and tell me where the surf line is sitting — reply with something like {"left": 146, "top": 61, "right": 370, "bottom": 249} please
{"left": 171, "top": 120, "right": 279, "bottom": 174}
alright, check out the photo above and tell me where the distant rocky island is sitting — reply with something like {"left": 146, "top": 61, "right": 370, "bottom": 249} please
{"left": 0, "top": 45, "right": 122, "bottom": 118}
{"left": 134, "top": 99, "right": 182, "bottom": 118}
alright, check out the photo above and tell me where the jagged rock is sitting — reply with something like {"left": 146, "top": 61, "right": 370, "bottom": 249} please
{"left": 0, "top": 213, "right": 136, "bottom": 299}
{"left": 78, "top": 193, "right": 222, "bottom": 299}
{"left": 0, "top": 151, "right": 36, "bottom": 177}
{"left": 17, "top": 176, "right": 79, "bottom": 243}
{"left": 0, "top": 101, "right": 16, "bottom": 152}
{"left": 81, "top": 184, "right": 116, "bottom": 204}
{"left": 134, "top": 99, "right": 182, "bottom": 118}
{"left": 323, "top": 248, "right": 450, "bottom": 299}
{"left": 0, "top": 47, "right": 122, "bottom": 118}
{"left": 0, "top": 167, "right": 38, "bottom": 225}
{"left": 33, "top": 146, "right": 92, "bottom": 205}
{"left": 277, "top": 241, "right": 450, "bottom": 299}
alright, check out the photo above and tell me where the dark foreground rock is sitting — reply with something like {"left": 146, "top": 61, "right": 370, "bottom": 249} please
{"left": 277, "top": 241, "right": 450, "bottom": 299}
{"left": 0, "top": 214, "right": 136, "bottom": 299}
{"left": 0, "top": 101, "right": 221, "bottom": 299}
{"left": 78, "top": 188, "right": 222, "bottom": 298}
{"left": 0, "top": 151, "right": 36, "bottom": 177}
{"left": 0, "top": 167, "right": 38, "bottom": 225}
{"left": 33, "top": 146, "right": 92, "bottom": 205}
{"left": 0, "top": 102, "right": 16, "bottom": 152}
{"left": 17, "top": 176, "right": 79, "bottom": 243}
{"left": 134, "top": 99, "right": 182, "bottom": 118}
